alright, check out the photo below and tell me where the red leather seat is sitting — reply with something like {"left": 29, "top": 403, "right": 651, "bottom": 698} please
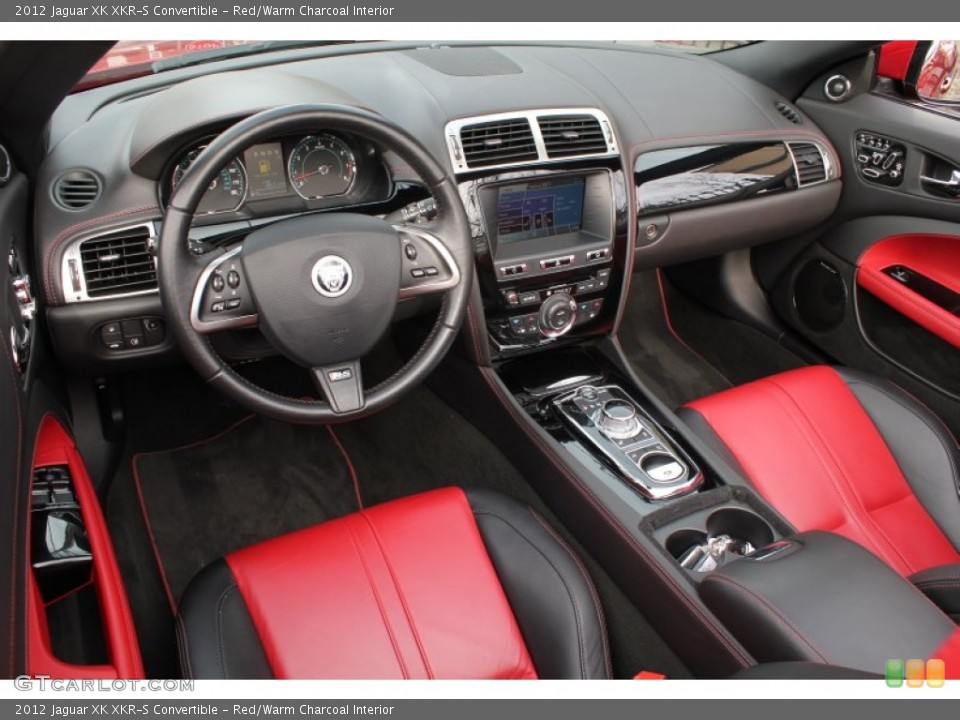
{"left": 176, "top": 487, "right": 611, "bottom": 679}
{"left": 680, "top": 366, "right": 960, "bottom": 581}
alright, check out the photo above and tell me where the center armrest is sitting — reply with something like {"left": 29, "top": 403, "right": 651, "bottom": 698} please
{"left": 699, "top": 531, "right": 956, "bottom": 674}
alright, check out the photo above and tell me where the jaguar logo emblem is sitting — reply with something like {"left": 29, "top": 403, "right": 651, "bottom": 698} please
{"left": 311, "top": 255, "right": 353, "bottom": 298}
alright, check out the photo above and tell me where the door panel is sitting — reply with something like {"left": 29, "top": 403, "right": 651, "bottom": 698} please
{"left": 0, "top": 172, "right": 32, "bottom": 677}
{"left": 756, "top": 48, "right": 960, "bottom": 434}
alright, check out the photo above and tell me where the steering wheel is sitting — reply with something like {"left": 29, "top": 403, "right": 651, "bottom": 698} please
{"left": 158, "top": 104, "right": 473, "bottom": 423}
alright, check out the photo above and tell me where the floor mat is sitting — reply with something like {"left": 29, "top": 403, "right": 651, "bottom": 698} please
{"left": 127, "top": 382, "right": 691, "bottom": 679}
{"left": 662, "top": 275, "right": 806, "bottom": 389}
{"left": 134, "top": 416, "right": 360, "bottom": 608}
{"left": 620, "top": 270, "right": 734, "bottom": 408}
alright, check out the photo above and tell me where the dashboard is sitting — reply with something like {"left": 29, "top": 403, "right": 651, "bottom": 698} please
{"left": 35, "top": 42, "right": 844, "bottom": 371}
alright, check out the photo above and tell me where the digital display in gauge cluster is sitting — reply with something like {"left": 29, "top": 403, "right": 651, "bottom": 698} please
{"left": 244, "top": 142, "right": 288, "bottom": 199}
{"left": 167, "top": 132, "right": 363, "bottom": 216}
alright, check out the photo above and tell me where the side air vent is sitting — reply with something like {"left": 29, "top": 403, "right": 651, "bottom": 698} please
{"left": 539, "top": 114, "right": 608, "bottom": 158}
{"left": 446, "top": 108, "right": 618, "bottom": 173}
{"left": 789, "top": 142, "right": 828, "bottom": 186}
{"left": 775, "top": 101, "right": 803, "bottom": 125}
{"left": 459, "top": 118, "right": 539, "bottom": 169}
{"left": 79, "top": 225, "right": 156, "bottom": 298}
{"left": 53, "top": 170, "right": 101, "bottom": 210}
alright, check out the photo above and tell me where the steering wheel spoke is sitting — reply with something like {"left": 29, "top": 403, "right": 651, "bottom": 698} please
{"left": 311, "top": 361, "right": 364, "bottom": 414}
{"left": 396, "top": 225, "right": 462, "bottom": 300}
{"left": 190, "top": 244, "right": 260, "bottom": 333}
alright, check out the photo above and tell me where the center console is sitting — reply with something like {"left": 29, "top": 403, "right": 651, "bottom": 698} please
{"left": 462, "top": 167, "right": 627, "bottom": 353}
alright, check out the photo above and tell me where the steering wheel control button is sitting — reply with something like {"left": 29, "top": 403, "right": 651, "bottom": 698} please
{"left": 226, "top": 298, "right": 242, "bottom": 310}
{"left": 211, "top": 273, "right": 225, "bottom": 293}
{"left": 411, "top": 268, "right": 426, "bottom": 278}
{"left": 211, "top": 301, "right": 226, "bottom": 313}
{"left": 311, "top": 255, "right": 353, "bottom": 299}
{"left": 227, "top": 270, "right": 241, "bottom": 289}
{"left": 404, "top": 243, "right": 418, "bottom": 261}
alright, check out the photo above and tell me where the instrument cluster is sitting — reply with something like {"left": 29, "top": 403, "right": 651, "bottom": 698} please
{"left": 163, "top": 131, "right": 388, "bottom": 220}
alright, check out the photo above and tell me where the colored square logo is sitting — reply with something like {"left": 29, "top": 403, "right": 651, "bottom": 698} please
{"left": 886, "top": 659, "right": 904, "bottom": 688}
{"left": 927, "top": 659, "right": 945, "bottom": 688}
{"left": 906, "top": 659, "right": 925, "bottom": 688}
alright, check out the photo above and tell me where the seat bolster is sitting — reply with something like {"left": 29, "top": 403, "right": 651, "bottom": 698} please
{"left": 466, "top": 489, "right": 612, "bottom": 679}
{"left": 910, "top": 564, "right": 960, "bottom": 622}
{"left": 835, "top": 368, "right": 960, "bottom": 551}
{"left": 177, "top": 559, "right": 273, "bottom": 679}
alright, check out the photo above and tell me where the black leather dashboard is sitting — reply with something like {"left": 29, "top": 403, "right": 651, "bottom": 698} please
{"left": 35, "top": 42, "right": 843, "bottom": 367}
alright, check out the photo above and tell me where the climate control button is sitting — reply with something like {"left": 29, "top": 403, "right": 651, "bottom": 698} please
{"left": 538, "top": 291, "right": 578, "bottom": 337}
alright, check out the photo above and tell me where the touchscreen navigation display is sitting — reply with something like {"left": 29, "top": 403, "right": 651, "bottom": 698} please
{"left": 496, "top": 177, "right": 586, "bottom": 243}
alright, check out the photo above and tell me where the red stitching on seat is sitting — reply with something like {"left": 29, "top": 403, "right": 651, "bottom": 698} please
{"left": 359, "top": 512, "right": 436, "bottom": 679}
{"left": 761, "top": 376, "right": 916, "bottom": 575}
{"left": 342, "top": 517, "right": 409, "bottom": 679}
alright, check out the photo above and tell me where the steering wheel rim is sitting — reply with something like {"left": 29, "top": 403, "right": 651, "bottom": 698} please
{"left": 158, "top": 104, "right": 473, "bottom": 424}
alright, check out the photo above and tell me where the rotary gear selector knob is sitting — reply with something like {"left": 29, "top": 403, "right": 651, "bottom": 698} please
{"left": 598, "top": 399, "right": 641, "bottom": 439}
{"left": 538, "top": 292, "right": 578, "bottom": 337}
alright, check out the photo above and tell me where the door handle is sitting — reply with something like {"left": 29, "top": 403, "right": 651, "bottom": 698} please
{"left": 920, "top": 169, "right": 960, "bottom": 195}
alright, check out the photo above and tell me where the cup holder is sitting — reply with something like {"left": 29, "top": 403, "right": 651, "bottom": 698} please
{"left": 664, "top": 508, "right": 775, "bottom": 574}
{"left": 665, "top": 529, "right": 708, "bottom": 560}
{"left": 705, "top": 508, "right": 774, "bottom": 550}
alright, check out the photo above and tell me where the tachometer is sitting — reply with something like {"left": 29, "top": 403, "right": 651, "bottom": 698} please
{"left": 171, "top": 145, "right": 247, "bottom": 215}
{"left": 287, "top": 134, "right": 357, "bottom": 200}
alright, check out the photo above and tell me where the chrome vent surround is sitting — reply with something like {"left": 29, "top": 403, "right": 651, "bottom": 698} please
{"left": 446, "top": 108, "right": 618, "bottom": 174}
{"left": 60, "top": 222, "right": 158, "bottom": 303}
{"left": 459, "top": 118, "right": 539, "bottom": 169}
{"left": 53, "top": 170, "right": 102, "bottom": 210}
{"left": 788, "top": 141, "right": 834, "bottom": 187}
{"left": 539, "top": 115, "right": 608, "bottom": 158}
{"left": 775, "top": 101, "right": 803, "bottom": 125}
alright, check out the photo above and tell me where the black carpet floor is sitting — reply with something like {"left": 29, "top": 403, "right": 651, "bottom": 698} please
{"left": 114, "top": 368, "right": 690, "bottom": 679}
{"left": 620, "top": 270, "right": 805, "bottom": 408}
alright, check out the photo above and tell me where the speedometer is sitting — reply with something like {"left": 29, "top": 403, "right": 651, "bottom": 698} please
{"left": 171, "top": 145, "right": 247, "bottom": 215}
{"left": 287, "top": 134, "right": 357, "bottom": 200}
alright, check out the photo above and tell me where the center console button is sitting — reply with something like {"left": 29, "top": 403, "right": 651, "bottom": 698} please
{"left": 538, "top": 292, "right": 578, "bottom": 337}
{"left": 640, "top": 453, "right": 686, "bottom": 483}
{"left": 598, "top": 399, "right": 642, "bottom": 439}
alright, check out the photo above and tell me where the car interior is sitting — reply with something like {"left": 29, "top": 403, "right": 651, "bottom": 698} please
{"left": 4, "top": 38, "right": 960, "bottom": 681}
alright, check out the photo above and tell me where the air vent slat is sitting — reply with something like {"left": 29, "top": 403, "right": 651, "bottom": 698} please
{"left": 776, "top": 101, "right": 803, "bottom": 125}
{"left": 459, "top": 118, "right": 538, "bottom": 169}
{"left": 447, "top": 109, "right": 617, "bottom": 172}
{"left": 53, "top": 170, "right": 101, "bottom": 210}
{"left": 79, "top": 225, "right": 157, "bottom": 298}
{"left": 538, "top": 115, "right": 608, "bottom": 158}
{"left": 789, "top": 143, "right": 828, "bottom": 187}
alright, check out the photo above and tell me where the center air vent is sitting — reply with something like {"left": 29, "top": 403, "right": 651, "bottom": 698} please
{"left": 789, "top": 142, "right": 828, "bottom": 186}
{"left": 78, "top": 225, "right": 156, "bottom": 298}
{"left": 53, "top": 170, "right": 101, "bottom": 210}
{"left": 539, "top": 115, "right": 608, "bottom": 158}
{"left": 459, "top": 118, "right": 538, "bottom": 169}
{"left": 446, "top": 108, "right": 618, "bottom": 173}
